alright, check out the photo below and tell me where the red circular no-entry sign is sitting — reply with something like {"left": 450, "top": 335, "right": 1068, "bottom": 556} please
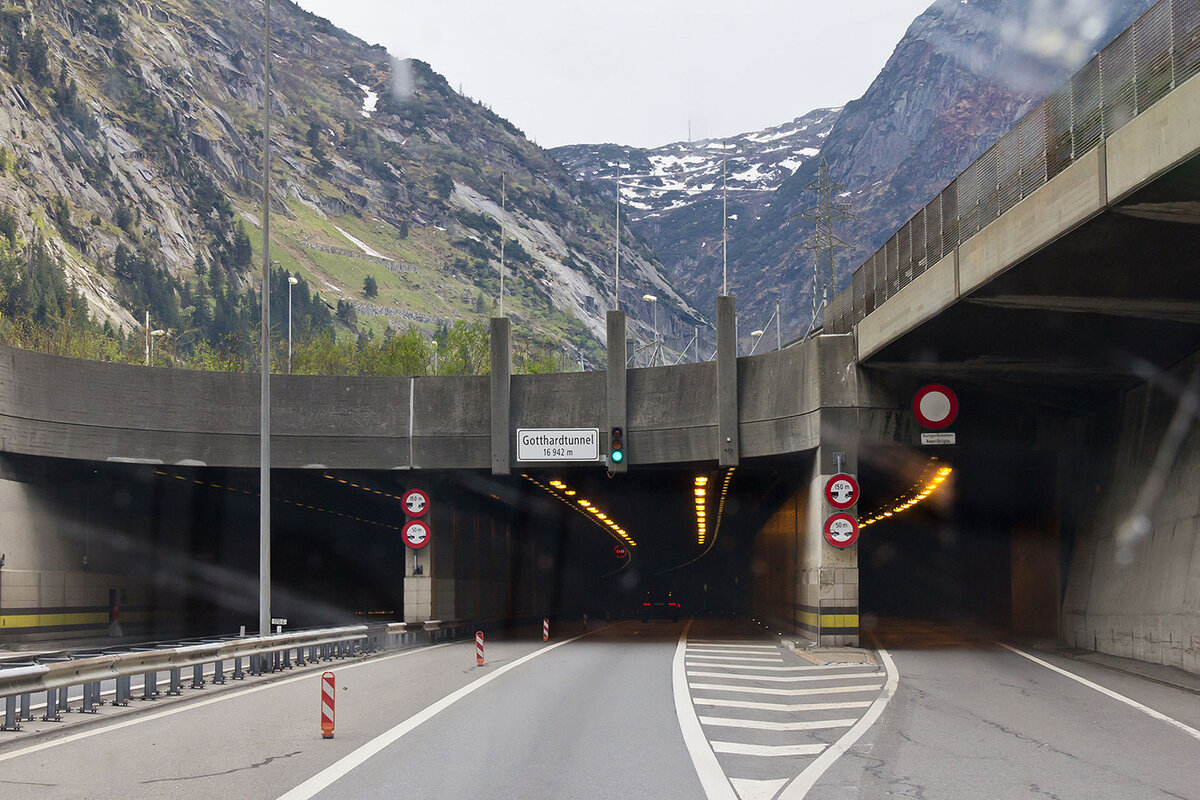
{"left": 402, "top": 519, "right": 431, "bottom": 549}
{"left": 912, "top": 384, "right": 958, "bottom": 429}
{"left": 402, "top": 489, "right": 430, "bottom": 517}
{"left": 824, "top": 473, "right": 860, "bottom": 510}
{"left": 613, "top": 545, "right": 628, "bottom": 558}
{"left": 823, "top": 512, "right": 859, "bottom": 549}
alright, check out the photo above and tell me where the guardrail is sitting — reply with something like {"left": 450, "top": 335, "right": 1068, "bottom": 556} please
{"left": 826, "top": 0, "right": 1200, "bottom": 335}
{"left": 0, "top": 621, "right": 431, "bottom": 732}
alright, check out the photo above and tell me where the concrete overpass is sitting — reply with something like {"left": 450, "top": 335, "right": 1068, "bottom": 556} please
{"left": 2, "top": 0, "right": 1199, "bottom": 677}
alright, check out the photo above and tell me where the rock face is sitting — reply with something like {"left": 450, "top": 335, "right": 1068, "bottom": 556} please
{"left": 552, "top": 108, "right": 840, "bottom": 318}
{"left": 0, "top": 0, "right": 696, "bottom": 357}
{"left": 556, "top": 0, "right": 1158, "bottom": 343}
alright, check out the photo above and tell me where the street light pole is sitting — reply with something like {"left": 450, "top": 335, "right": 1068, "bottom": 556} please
{"left": 259, "top": 0, "right": 272, "bottom": 641}
{"left": 287, "top": 275, "right": 298, "bottom": 374}
{"left": 642, "top": 293, "right": 658, "bottom": 366}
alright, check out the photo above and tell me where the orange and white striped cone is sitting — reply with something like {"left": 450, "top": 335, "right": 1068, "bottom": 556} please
{"left": 543, "top": 618, "right": 549, "bottom": 642}
{"left": 475, "top": 631, "right": 484, "bottom": 666}
{"left": 320, "top": 671, "right": 335, "bottom": 739}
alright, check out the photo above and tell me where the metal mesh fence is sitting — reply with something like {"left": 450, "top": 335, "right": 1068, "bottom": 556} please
{"left": 832, "top": 0, "right": 1200, "bottom": 330}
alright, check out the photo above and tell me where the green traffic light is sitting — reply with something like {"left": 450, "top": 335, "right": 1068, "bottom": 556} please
{"left": 611, "top": 450, "right": 624, "bottom": 463}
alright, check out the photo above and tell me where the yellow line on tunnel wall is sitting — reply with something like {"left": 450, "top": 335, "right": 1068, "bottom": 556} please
{"left": 796, "top": 611, "right": 860, "bottom": 629}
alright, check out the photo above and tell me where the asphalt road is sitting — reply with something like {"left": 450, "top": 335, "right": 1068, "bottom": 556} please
{"left": 0, "top": 618, "right": 1197, "bottom": 799}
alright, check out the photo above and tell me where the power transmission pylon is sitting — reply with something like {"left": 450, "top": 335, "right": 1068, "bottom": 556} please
{"left": 793, "top": 157, "right": 854, "bottom": 337}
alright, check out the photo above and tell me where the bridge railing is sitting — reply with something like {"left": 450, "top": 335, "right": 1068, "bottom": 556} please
{"left": 826, "top": 0, "right": 1200, "bottom": 334}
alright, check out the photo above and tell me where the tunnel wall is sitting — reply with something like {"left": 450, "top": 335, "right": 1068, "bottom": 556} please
{"left": 0, "top": 466, "right": 148, "bottom": 638}
{"left": 1061, "top": 350, "right": 1200, "bottom": 675}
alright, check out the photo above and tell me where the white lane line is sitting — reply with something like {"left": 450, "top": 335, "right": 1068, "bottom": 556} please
{"left": 689, "top": 644, "right": 781, "bottom": 650}
{"left": 686, "top": 655, "right": 784, "bottom": 663}
{"left": 778, "top": 647, "right": 899, "bottom": 799}
{"left": 689, "top": 683, "right": 882, "bottom": 697}
{"left": 673, "top": 621, "right": 738, "bottom": 800}
{"left": 686, "top": 663, "right": 864, "bottom": 672}
{"left": 0, "top": 644, "right": 453, "bottom": 764}
{"left": 275, "top": 631, "right": 598, "bottom": 800}
{"left": 687, "top": 670, "right": 881, "bottom": 683}
{"left": 712, "top": 741, "right": 826, "bottom": 757}
{"left": 730, "top": 777, "right": 788, "bottom": 800}
{"left": 688, "top": 649, "right": 785, "bottom": 656}
{"left": 689, "top": 640, "right": 778, "bottom": 645}
{"left": 998, "top": 643, "right": 1200, "bottom": 742}
{"left": 695, "top": 698, "right": 873, "bottom": 712}
{"left": 699, "top": 716, "right": 856, "bottom": 732}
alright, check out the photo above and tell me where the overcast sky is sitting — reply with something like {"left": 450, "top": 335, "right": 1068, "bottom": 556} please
{"left": 294, "top": 0, "right": 935, "bottom": 148}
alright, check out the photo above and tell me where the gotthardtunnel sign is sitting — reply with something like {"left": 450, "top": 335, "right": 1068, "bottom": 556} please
{"left": 516, "top": 428, "right": 600, "bottom": 462}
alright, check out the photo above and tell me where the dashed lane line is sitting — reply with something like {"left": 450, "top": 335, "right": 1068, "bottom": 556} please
{"left": 687, "top": 649, "right": 790, "bottom": 656}
{"left": 712, "top": 741, "right": 826, "bottom": 757}
{"left": 689, "top": 683, "right": 883, "bottom": 697}
{"left": 694, "top": 698, "right": 873, "bottom": 712}
{"left": 685, "top": 663, "right": 864, "bottom": 672}
{"left": 686, "top": 655, "right": 785, "bottom": 663}
{"left": 687, "top": 671, "right": 880, "bottom": 683}
{"left": 698, "top": 717, "right": 856, "bottom": 732}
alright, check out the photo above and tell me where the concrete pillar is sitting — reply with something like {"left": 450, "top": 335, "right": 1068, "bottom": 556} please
{"left": 403, "top": 478, "right": 455, "bottom": 624}
{"left": 716, "top": 296, "right": 739, "bottom": 467}
{"left": 800, "top": 445, "right": 859, "bottom": 647}
{"left": 606, "top": 311, "right": 627, "bottom": 472}
{"left": 489, "top": 317, "right": 512, "bottom": 476}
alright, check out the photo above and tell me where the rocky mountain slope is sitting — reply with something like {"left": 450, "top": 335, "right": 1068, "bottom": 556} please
{"left": 0, "top": 0, "right": 697, "bottom": 365}
{"left": 552, "top": 108, "right": 839, "bottom": 325}
{"left": 556, "top": 0, "right": 1158, "bottom": 342}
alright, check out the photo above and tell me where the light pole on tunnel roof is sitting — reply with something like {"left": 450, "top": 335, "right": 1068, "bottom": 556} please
{"left": 287, "top": 274, "right": 297, "bottom": 374}
{"left": 258, "top": 0, "right": 273, "bottom": 641}
{"left": 642, "top": 293, "right": 658, "bottom": 366}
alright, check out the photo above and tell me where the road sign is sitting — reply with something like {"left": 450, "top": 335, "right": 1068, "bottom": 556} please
{"left": 913, "top": 384, "right": 958, "bottom": 429}
{"left": 320, "top": 671, "right": 335, "bottom": 739}
{"left": 271, "top": 617, "right": 288, "bottom": 626}
{"left": 516, "top": 428, "right": 600, "bottom": 462}
{"left": 823, "top": 512, "right": 859, "bottom": 548}
{"left": 402, "top": 488, "right": 429, "bottom": 517}
{"left": 402, "top": 519, "right": 431, "bottom": 550}
{"left": 921, "top": 432, "right": 957, "bottom": 446}
{"left": 613, "top": 545, "right": 628, "bottom": 558}
{"left": 824, "top": 473, "right": 859, "bottom": 509}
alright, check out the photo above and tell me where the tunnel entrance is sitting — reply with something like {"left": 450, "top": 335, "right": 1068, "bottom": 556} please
{"left": 858, "top": 445, "right": 1061, "bottom": 642}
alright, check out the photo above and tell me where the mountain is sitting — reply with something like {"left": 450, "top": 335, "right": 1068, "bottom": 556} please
{"left": 0, "top": 0, "right": 697, "bottom": 367}
{"left": 552, "top": 107, "right": 840, "bottom": 320}
{"left": 555, "top": 0, "right": 1158, "bottom": 343}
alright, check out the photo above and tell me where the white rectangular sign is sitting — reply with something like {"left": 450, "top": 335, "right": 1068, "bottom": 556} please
{"left": 921, "top": 432, "right": 957, "bottom": 446}
{"left": 517, "top": 428, "right": 600, "bottom": 462}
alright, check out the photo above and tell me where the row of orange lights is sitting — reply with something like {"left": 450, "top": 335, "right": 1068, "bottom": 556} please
{"left": 694, "top": 475, "right": 709, "bottom": 545}
{"left": 859, "top": 460, "right": 953, "bottom": 529}
{"left": 524, "top": 475, "right": 637, "bottom": 547}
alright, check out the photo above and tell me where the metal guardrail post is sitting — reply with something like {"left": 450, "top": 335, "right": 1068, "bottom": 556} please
{"left": 191, "top": 664, "right": 205, "bottom": 689}
{"left": 57, "top": 686, "right": 70, "bottom": 714}
{"left": 168, "top": 667, "right": 183, "bottom": 696}
{"left": 3, "top": 695, "right": 18, "bottom": 730}
{"left": 233, "top": 656, "right": 245, "bottom": 680}
{"left": 20, "top": 692, "right": 32, "bottom": 720}
{"left": 115, "top": 676, "right": 130, "bottom": 705}
{"left": 213, "top": 659, "right": 226, "bottom": 684}
{"left": 42, "top": 689, "right": 59, "bottom": 721}
{"left": 142, "top": 670, "right": 159, "bottom": 700}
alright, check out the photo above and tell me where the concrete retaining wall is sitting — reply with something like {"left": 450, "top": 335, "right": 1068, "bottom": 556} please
{"left": 1061, "top": 351, "right": 1200, "bottom": 675}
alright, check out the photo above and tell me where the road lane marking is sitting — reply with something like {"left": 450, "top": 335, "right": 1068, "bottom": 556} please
{"left": 673, "top": 621, "right": 739, "bottom": 800}
{"left": 690, "top": 644, "right": 781, "bottom": 650}
{"left": 687, "top": 670, "right": 880, "bottom": 683}
{"left": 689, "top": 640, "right": 778, "bottom": 646}
{"left": 688, "top": 649, "right": 786, "bottom": 656}
{"left": 274, "top": 630, "right": 599, "bottom": 800}
{"left": 712, "top": 741, "right": 826, "bottom": 757}
{"left": 686, "top": 663, "right": 861, "bottom": 672}
{"left": 694, "top": 698, "right": 873, "bottom": 712}
{"left": 686, "top": 655, "right": 784, "bottom": 663}
{"left": 689, "top": 683, "right": 882, "bottom": 697}
{"left": 998, "top": 643, "right": 1200, "bottom": 742}
{"left": 699, "top": 717, "right": 856, "bottom": 732}
{"left": 777, "top": 647, "right": 899, "bottom": 799}
{"left": 730, "top": 777, "right": 788, "bottom": 800}
{"left": 0, "top": 643, "right": 452, "bottom": 764}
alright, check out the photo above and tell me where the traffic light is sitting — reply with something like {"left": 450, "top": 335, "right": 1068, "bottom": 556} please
{"left": 610, "top": 426, "right": 625, "bottom": 464}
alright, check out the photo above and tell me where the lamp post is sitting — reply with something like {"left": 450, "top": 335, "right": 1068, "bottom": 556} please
{"left": 749, "top": 328, "right": 765, "bottom": 355}
{"left": 147, "top": 328, "right": 166, "bottom": 366}
{"left": 431, "top": 339, "right": 438, "bottom": 374}
{"left": 287, "top": 275, "right": 298, "bottom": 374}
{"left": 642, "top": 293, "right": 658, "bottom": 366}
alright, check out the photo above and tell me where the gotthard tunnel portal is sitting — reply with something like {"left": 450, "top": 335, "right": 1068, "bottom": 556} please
{"left": 5, "top": 70, "right": 1200, "bottom": 670}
